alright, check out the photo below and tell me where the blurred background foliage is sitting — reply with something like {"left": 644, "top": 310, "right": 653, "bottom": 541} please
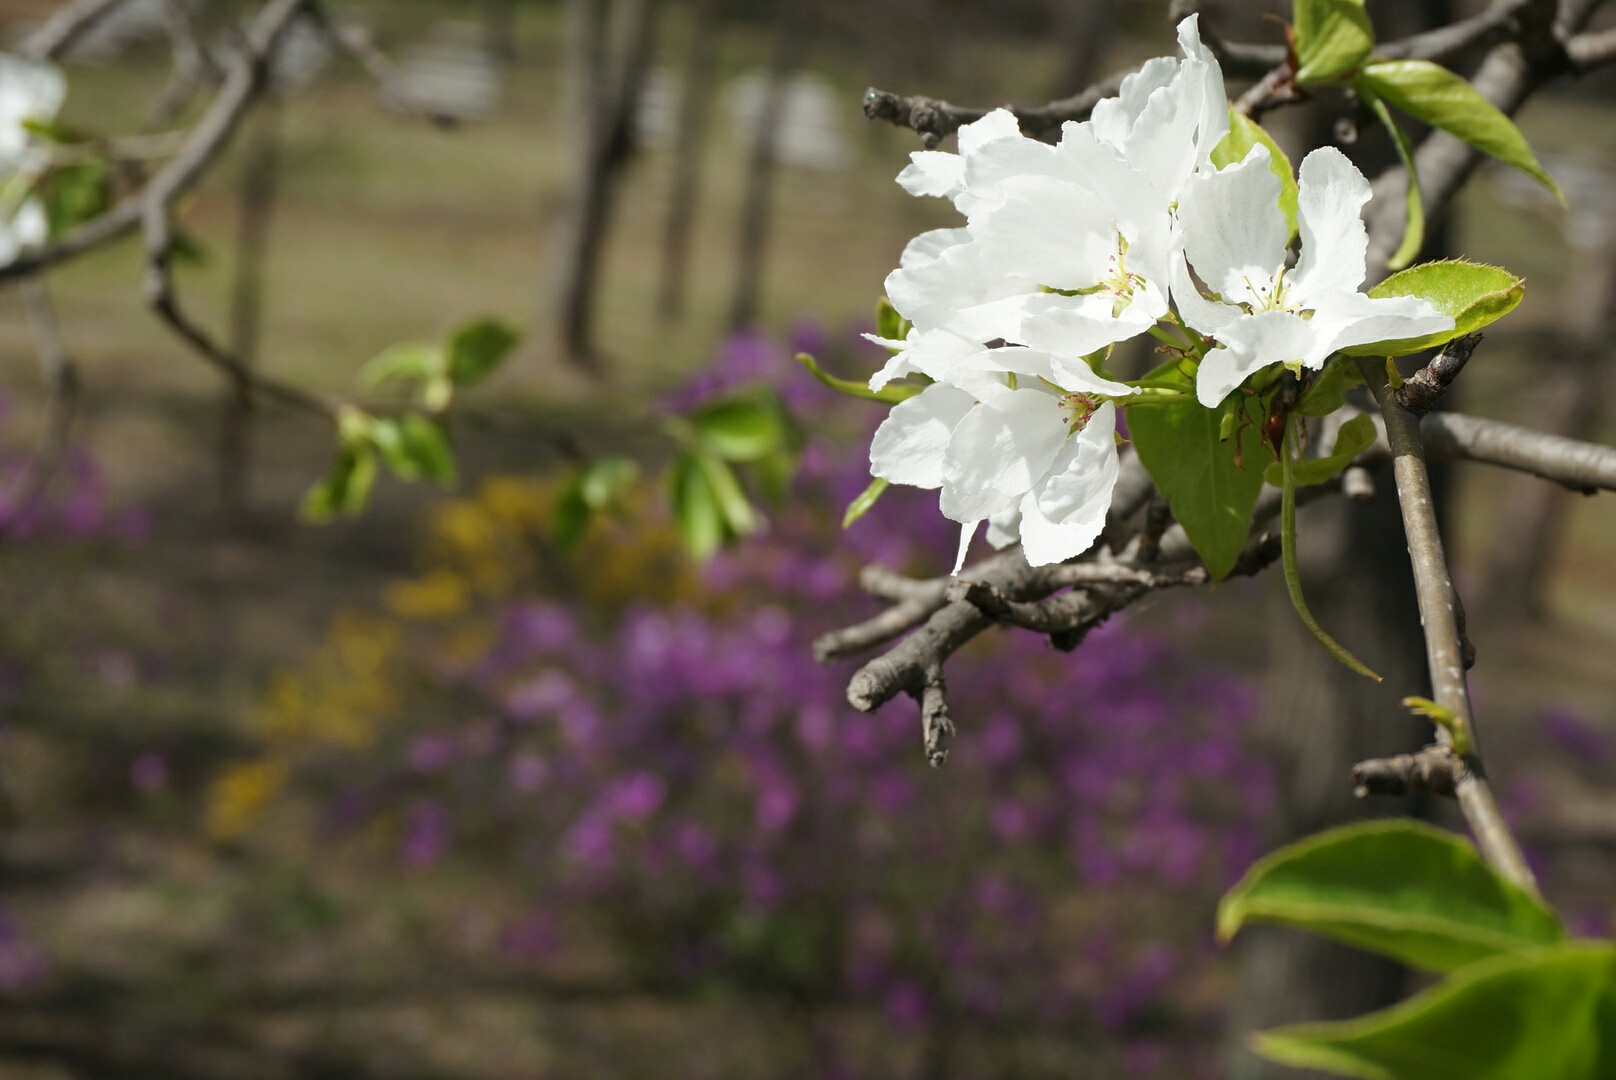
{"left": 0, "top": 0, "right": 1611, "bottom": 1077}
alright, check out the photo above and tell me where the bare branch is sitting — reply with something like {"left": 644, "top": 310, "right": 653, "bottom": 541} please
{"left": 17, "top": 0, "right": 131, "bottom": 62}
{"left": 1396, "top": 333, "right": 1481, "bottom": 415}
{"left": 862, "top": 70, "right": 1128, "bottom": 148}
{"left": 1565, "top": 24, "right": 1616, "bottom": 69}
{"left": 1422, "top": 412, "right": 1616, "bottom": 493}
{"left": 6, "top": 276, "right": 80, "bottom": 528}
{"left": 1374, "top": 0, "right": 1537, "bottom": 61}
{"left": 1350, "top": 744, "right": 1463, "bottom": 798}
{"left": 1361, "top": 356, "right": 1538, "bottom": 895}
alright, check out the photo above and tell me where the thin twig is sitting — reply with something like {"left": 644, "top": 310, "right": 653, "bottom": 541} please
{"left": 862, "top": 70, "right": 1127, "bottom": 148}
{"left": 1422, "top": 412, "right": 1616, "bottom": 493}
{"left": 17, "top": 0, "right": 131, "bottom": 61}
{"left": 1361, "top": 355, "right": 1539, "bottom": 895}
{"left": 7, "top": 276, "right": 80, "bottom": 529}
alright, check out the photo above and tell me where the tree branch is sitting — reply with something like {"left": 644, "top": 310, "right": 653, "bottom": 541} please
{"left": 1361, "top": 355, "right": 1539, "bottom": 895}
{"left": 862, "top": 70, "right": 1128, "bottom": 148}
{"left": 17, "top": 0, "right": 131, "bottom": 62}
{"left": 1423, "top": 412, "right": 1616, "bottom": 493}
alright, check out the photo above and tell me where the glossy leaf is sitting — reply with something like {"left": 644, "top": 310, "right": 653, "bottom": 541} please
{"left": 1264, "top": 414, "right": 1376, "bottom": 487}
{"left": 843, "top": 477, "right": 890, "bottom": 529}
{"left": 1292, "top": 0, "right": 1374, "bottom": 84}
{"left": 1255, "top": 943, "right": 1616, "bottom": 1080}
{"left": 1297, "top": 356, "right": 1364, "bottom": 417}
{"left": 1129, "top": 359, "right": 1271, "bottom": 581}
{"left": 446, "top": 318, "right": 520, "bottom": 387}
{"left": 1212, "top": 109, "right": 1299, "bottom": 237}
{"left": 1361, "top": 87, "right": 1425, "bottom": 271}
{"left": 1344, "top": 259, "right": 1524, "bottom": 357}
{"left": 1357, "top": 59, "right": 1564, "bottom": 202}
{"left": 1219, "top": 819, "right": 1564, "bottom": 973}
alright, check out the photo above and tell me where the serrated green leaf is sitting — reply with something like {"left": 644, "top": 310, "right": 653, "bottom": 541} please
{"left": 1219, "top": 819, "right": 1564, "bottom": 974}
{"left": 694, "top": 395, "right": 784, "bottom": 463}
{"left": 360, "top": 343, "right": 444, "bottom": 390}
{"left": 1344, "top": 259, "right": 1524, "bottom": 356}
{"left": 875, "top": 296, "right": 910, "bottom": 343}
{"left": 300, "top": 444, "right": 378, "bottom": 523}
{"left": 372, "top": 414, "right": 457, "bottom": 486}
{"left": 1128, "top": 359, "right": 1271, "bottom": 581}
{"left": 668, "top": 452, "right": 727, "bottom": 561}
{"left": 445, "top": 318, "right": 520, "bottom": 387}
{"left": 1264, "top": 413, "right": 1376, "bottom": 486}
{"left": 578, "top": 455, "right": 640, "bottom": 509}
{"left": 843, "top": 476, "right": 890, "bottom": 528}
{"left": 1360, "top": 86, "right": 1425, "bottom": 271}
{"left": 1358, "top": 59, "right": 1563, "bottom": 203}
{"left": 798, "top": 352, "right": 922, "bottom": 404}
{"left": 1293, "top": 0, "right": 1374, "bottom": 84}
{"left": 1254, "top": 943, "right": 1616, "bottom": 1080}
{"left": 1212, "top": 109, "right": 1299, "bottom": 238}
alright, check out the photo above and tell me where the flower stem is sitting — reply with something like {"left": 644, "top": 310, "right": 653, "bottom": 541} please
{"left": 1281, "top": 416, "right": 1382, "bottom": 681}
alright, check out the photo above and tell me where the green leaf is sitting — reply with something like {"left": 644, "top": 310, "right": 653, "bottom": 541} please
{"left": 843, "top": 476, "right": 890, "bottom": 528}
{"left": 20, "top": 117, "right": 86, "bottom": 144}
{"left": 372, "top": 414, "right": 457, "bottom": 486}
{"left": 1292, "top": 0, "right": 1374, "bottom": 84}
{"left": 445, "top": 318, "right": 520, "bottom": 387}
{"left": 1359, "top": 85, "right": 1425, "bottom": 271}
{"left": 667, "top": 452, "right": 727, "bottom": 561}
{"left": 1264, "top": 413, "right": 1377, "bottom": 487}
{"left": 39, "top": 162, "right": 109, "bottom": 237}
{"left": 1128, "top": 359, "right": 1271, "bottom": 581}
{"left": 1212, "top": 109, "right": 1299, "bottom": 238}
{"left": 1297, "top": 355, "right": 1364, "bottom": 417}
{"left": 798, "top": 352, "right": 922, "bottom": 404}
{"left": 551, "top": 482, "right": 592, "bottom": 548}
{"left": 578, "top": 455, "right": 640, "bottom": 509}
{"left": 1357, "top": 59, "right": 1563, "bottom": 203}
{"left": 1344, "top": 259, "right": 1524, "bottom": 356}
{"left": 300, "top": 444, "right": 378, "bottom": 523}
{"left": 1219, "top": 819, "right": 1564, "bottom": 974}
{"left": 695, "top": 449, "right": 761, "bottom": 537}
{"left": 1254, "top": 943, "right": 1616, "bottom": 1080}
{"left": 694, "top": 394, "right": 785, "bottom": 463}
{"left": 875, "top": 296, "right": 910, "bottom": 344}
{"left": 360, "top": 343, "right": 444, "bottom": 390}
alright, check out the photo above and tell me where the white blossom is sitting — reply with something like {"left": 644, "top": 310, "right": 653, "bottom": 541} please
{"left": 0, "top": 54, "right": 66, "bottom": 264}
{"left": 1173, "top": 144, "right": 1455, "bottom": 408}
{"left": 869, "top": 347, "right": 1137, "bottom": 569}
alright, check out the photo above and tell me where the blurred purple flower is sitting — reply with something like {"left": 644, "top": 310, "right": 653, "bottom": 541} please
{"left": 410, "top": 733, "right": 456, "bottom": 775}
{"left": 1541, "top": 708, "right": 1612, "bottom": 763}
{"left": 130, "top": 752, "right": 169, "bottom": 793}
{"left": 883, "top": 979, "right": 929, "bottom": 1029}
{"left": 400, "top": 800, "right": 451, "bottom": 869}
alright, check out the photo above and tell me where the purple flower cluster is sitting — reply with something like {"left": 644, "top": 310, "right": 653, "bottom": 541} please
{"left": 338, "top": 327, "right": 1275, "bottom": 1074}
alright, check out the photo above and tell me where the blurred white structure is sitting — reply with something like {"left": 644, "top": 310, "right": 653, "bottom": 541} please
{"left": 270, "top": 14, "right": 332, "bottom": 97}
{"left": 635, "top": 65, "right": 681, "bottom": 150}
{"left": 384, "top": 21, "right": 500, "bottom": 123}
{"left": 727, "top": 71, "right": 850, "bottom": 171}
{"left": 1491, "top": 154, "right": 1616, "bottom": 251}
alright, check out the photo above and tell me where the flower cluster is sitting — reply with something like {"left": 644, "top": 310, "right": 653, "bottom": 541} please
{"left": 868, "top": 16, "right": 1452, "bottom": 569}
{"left": 0, "top": 53, "right": 66, "bottom": 263}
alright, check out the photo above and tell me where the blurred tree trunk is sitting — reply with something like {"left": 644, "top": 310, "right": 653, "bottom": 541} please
{"left": 727, "top": 0, "right": 807, "bottom": 332}
{"left": 1224, "top": 2, "right": 1451, "bottom": 1075}
{"left": 1048, "top": 0, "right": 1113, "bottom": 96}
{"left": 1475, "top": 236, "right": 1612, "bottom": 623}
{"left": 657, "top": 0, "right": 721, "bottom": 323}
{"left": 549, "top": 0, "right": 661, "bottom": 371}
{"left": 221, "top": 100, "right": 280, "bottom": 524}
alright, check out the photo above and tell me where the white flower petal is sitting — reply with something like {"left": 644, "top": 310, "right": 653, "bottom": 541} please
{"left": 1012, "top": 290, "right": 1163, "bottom": 360}
{"left": 867, "top": 328, "right": 982, "bottom": 391}
{"left": 952, "top": 346, "right": 1137, "bottom": 399}
{"left": 1311, "top": 290, "right": 1454, "bottom": 359}
{"left": 1019, "top": 403, "right": 1121, "bottom": 566}
{"left": 1197, "top": 309, "right": 1321, "bottom": 407}
{"left": 1170, "top": 249, "right": 1241, "bottom": 336}
{"left": 952, "top": 520, "right": 981, "bottom": 575}
{"left": 985, "top": 505, "right": 1021, "bottom": 549}
{"left": 1179, "top": 144, "right": 1288, "bottom": 303}
{"left": 900, "top": 227, "right": 971, "bottom": 270}
{"left": 0, "top": 55, "right": 66, "bottom": 164}
{"left": 1175, "top": 15, "right": 1229, "bottom": 171}
{"left": 956, "top": 108, "right": 1023, "bottom": 157}
{"left": 869, "top": 383, "right": 976, "bottom": 489}
{"left": 1091, "top": 56, "right": 1178, "bottom": 148}
{"left": 970, "top": 174, "right": 1119, "bottom": 290}
{"left": 897, "top": 151, "right": 965, "bottom": 199}
{"left": 943, "top": 388, "right": 1070, "bottom": 498}
{"left": 1291, "top": 146, "right": 1373, "bottom": 301}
